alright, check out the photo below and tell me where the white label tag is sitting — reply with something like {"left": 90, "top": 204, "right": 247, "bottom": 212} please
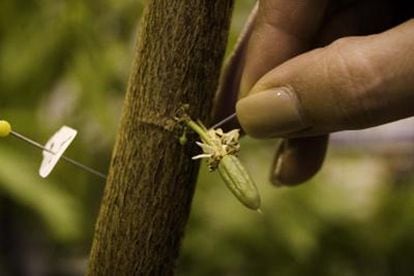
{"left": 39, "top": 126, "right": 77, "bottom": 178}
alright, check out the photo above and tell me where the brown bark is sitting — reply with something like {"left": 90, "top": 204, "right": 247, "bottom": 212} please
{"left": 87, "top": 0, "right": 234, "bottom": 275}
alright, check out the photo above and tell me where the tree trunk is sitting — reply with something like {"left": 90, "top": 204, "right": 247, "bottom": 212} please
{"left": 87, "top": 0, "right": 234, "bottom": 275}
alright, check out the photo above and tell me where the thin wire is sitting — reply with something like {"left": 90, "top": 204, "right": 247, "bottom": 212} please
{"left": 11, "top": 131, "right": 54, "bottom": 154}
{"left": 10, "top": 130, "right": 107, "bottom": 179}
{"left": 61, "top": 156, "right": 107, "bottom": 179}
{"left": 8, "top": 113, "right": 237, "bottom": 179}
{"left": 210, "top": 113, "right": 237, "bottom": 129}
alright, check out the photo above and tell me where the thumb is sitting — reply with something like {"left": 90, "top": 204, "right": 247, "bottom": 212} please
{"left": 236, "top": 19, "right": 414, "bottom": 138}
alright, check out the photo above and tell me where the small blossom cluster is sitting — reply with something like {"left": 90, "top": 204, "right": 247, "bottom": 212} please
{"left": 192, "top": 128, "right": 241, "bottom": 170}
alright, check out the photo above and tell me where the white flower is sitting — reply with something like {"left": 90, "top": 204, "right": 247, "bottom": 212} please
{"left": 192, "top": 126, "right": 241, "bottom": 170}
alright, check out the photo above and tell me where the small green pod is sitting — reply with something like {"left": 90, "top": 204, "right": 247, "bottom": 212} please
{"left": 217, "top": 155, "right": 261, "bottom": 211}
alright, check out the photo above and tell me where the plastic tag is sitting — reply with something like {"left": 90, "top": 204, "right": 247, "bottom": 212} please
{"left": 39, "top": 126, "right": 77, "bottom": 178}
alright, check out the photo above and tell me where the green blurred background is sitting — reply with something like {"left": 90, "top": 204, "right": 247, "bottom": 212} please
{"left": 1, "top": 0, "right": 414, "bottom": 275}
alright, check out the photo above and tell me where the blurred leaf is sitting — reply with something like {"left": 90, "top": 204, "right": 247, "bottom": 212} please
{"left": 0, "top": 144, "right": 82, "bottom": 242}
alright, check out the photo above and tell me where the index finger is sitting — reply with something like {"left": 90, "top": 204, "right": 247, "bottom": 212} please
{"left": 213, "top": 0, "right": 330, "bottom": 128}
{"left": 239, "top": 0, "right": 329, "bottom": 97}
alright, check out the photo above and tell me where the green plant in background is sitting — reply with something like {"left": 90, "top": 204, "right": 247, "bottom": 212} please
{"left": 1, "top": 0, "right": 414, "bottom": 275}
{"left": 0, "top": 0, "right": 143, "bottom": 274}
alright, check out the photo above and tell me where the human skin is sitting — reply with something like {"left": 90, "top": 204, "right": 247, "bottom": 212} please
{"left": 214, "top": 0, "right": 414, "bottom": 185}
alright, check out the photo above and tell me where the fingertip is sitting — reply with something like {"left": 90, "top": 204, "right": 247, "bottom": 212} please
{"left": 270, "top": 136, "right": 329, "bottom": 186}
{"left": 236, "top": 87, "right": 307, "bottom": 138}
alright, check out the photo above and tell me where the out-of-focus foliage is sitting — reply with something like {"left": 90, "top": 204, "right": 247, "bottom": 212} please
{"left": 0, "top": 144, "right": 81, "bottom": 241}
{"left": 179, "top": 138, "right": 414, "bottom": 275}
{"left": 1, "top": 0, "right": 414, "bottom": 275}
{"left": 0, "top": 0, "right": 143, "bottom": 274}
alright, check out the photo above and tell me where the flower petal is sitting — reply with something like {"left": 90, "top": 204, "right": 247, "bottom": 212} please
{"left": 192, "top": 153, "right": 212, "bottom": 160}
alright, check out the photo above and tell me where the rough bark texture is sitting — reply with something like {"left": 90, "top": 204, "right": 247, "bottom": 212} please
{"left": 87, "top": 0, "right": 234, "bottom": 275}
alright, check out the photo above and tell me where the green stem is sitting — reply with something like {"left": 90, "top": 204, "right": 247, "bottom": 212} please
{"left": 185, "top": 120, "right": 213, "bottom": 145}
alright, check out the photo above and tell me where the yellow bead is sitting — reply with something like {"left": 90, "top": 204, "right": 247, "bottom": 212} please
{"left": 0, "top": 120, "right": 12, "bottom": 137}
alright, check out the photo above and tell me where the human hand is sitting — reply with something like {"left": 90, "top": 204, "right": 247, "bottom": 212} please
{"left": 213, "top": 0, "right": 414, "bottom": 185}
